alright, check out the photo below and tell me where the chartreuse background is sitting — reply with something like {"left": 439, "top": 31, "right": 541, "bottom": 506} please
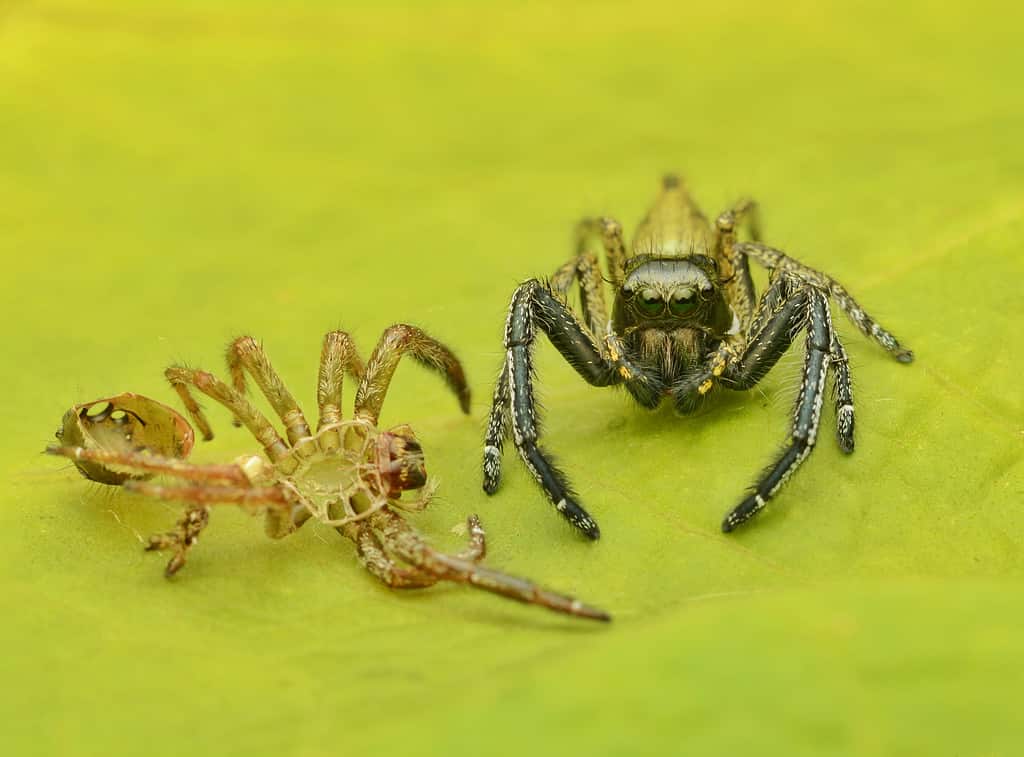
{"left": 2, "top": 1, "right": 1022, "bottom": 754}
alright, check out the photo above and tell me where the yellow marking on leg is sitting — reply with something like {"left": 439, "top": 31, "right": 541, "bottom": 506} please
{"left": 604, "top": 334, "right": 621, "bottom": 362}
{"left": 698, "top": 379, "right": 714, "bottom": 395}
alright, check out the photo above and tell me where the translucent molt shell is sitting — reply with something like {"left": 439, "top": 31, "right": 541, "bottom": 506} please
{"left": 56, "top": 393, "right": 195, "bottom": 485}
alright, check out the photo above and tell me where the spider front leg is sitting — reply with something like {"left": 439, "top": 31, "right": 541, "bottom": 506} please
{"left": 487, "top": 247, "right": 613, "bottom": 496}
{"left": 484, "top": 280, "right": 662, "bottom": 539}
{"left": 722, "top": 288, "right": 835, "bottom": 531}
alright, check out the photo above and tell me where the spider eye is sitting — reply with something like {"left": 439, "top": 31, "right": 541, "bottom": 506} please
{"left": 636, "top": 290, "right": 664, "bottom": 316}
{"left": 669, "top": 292, "right": 698, "bottom": 316}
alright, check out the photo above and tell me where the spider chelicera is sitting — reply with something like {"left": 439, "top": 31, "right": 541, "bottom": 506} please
{"left": 48, "top": 326, "right": 609, "bottom": 621}
{"left": 483, "top": 175, "right": 913, "bottom": 537}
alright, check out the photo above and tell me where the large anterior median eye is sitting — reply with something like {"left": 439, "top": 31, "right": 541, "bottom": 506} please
{"left": 669, "top": 291, "right": 698, "bottom": 316}
{"left": 637, "top": 290, "right": 664, "bottom": 316}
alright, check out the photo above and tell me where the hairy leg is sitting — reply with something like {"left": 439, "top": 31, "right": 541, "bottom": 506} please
{"left": 493, "top": 281, "right": 665, "bottom": 537}
{"left": 487, "top": 248, "right": 613, "bottom": 496}
{"left": 316, "top": 330, "right": 365, "bottom": 430}
{"left": 672, "top": 272, "right": 807, "bottom": 409}
{"left": 737, "top": 241, "right": 913, "bottom": 362}
{"left": 551, "top": 251, "right": 610, "bottom": 337}
{"left": 482, "top": 360, "right": 511, "bottom": 495}
{"left": 715, "top": 198, "right": 761, "bottom": 328}
{"left": 492, "top": 280, "right": 630, "bottom": 537}
{"left": 722, "top": 289, "right": 834, "bottom": 531}
{"left": 830, "top": 333, "right": 855, "bottom": 453}
{"left": 574, "top": 216, "right": 628, "bottom": 288}
{"left": 226, "top": 336, "right": 313, "bottom": 449}
{"left": 354, "top": 324, "right": 471, "bottom": 425}
{"left": 165, "top": 366, "right": 293, "bottom": 468}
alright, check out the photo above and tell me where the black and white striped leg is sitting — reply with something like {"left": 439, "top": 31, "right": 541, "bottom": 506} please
{"left": 830, "top": 333, "right": 855, "bottom": 454}
{"left": 505, "top": 282, "right": 606, "bottom": 537}
{"left": 482, "top": 361, "right": 510, "bottom": 494}
{"left": 491, "top": 279, "right": 654, "bottom": 538}
{"left": 722, "top": 289, "right": 833, "bottom": 532}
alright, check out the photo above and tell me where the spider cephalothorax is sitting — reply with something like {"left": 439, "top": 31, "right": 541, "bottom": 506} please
{"left": 483, "top": 174, "right": 913, "bottom": 538}
{"left": 49, "top": 326, "right": 609, "bottom": 621}
{"left": 612, "top": 253, "right": 735, "bottom": 407}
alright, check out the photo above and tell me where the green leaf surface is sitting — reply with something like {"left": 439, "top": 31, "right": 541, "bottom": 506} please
{"left": 2, "top": 1, "right": 1022, "bottom": 754}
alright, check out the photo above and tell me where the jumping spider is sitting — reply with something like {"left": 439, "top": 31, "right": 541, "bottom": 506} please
{"left": 48, "top": 326, "right": 609, "bottom": 621}
{"left": 483, "top": 175, "right": 913, "bottom": 537}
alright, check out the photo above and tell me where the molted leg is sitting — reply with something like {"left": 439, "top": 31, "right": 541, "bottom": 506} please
{"left": 456, "top": 514, "right": 487, "bottom": 561}
{"left": 226, "top": 336, "right": 312, "bottom": 447}
{"left": 144, "top": 506, "right": 210, "bottom": 577}
{"left": 354, "top": 324, "right": 470, "bottom": 424}
{"left": 370, "top": 510, "right": 610, "bottom": 621}
{"left": 356, "top": 525, "right": 440, "bottom": 588}
{"left": 354, "top": 514, "right": 487, "bottom": 591}
{"left": 316, "top": 330, "right": 365, "bottom": 430}
{"left": 46, "top": 445, "right": 249, "bottom": 485}
{"left": 165, "top": 366, "right": 291, "bottom": 464}
{"left": 722, "top": 290, "right": 833, "bottom": 531}
{"left": 124, "top": 480, "right": 291, "bottom": 508}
